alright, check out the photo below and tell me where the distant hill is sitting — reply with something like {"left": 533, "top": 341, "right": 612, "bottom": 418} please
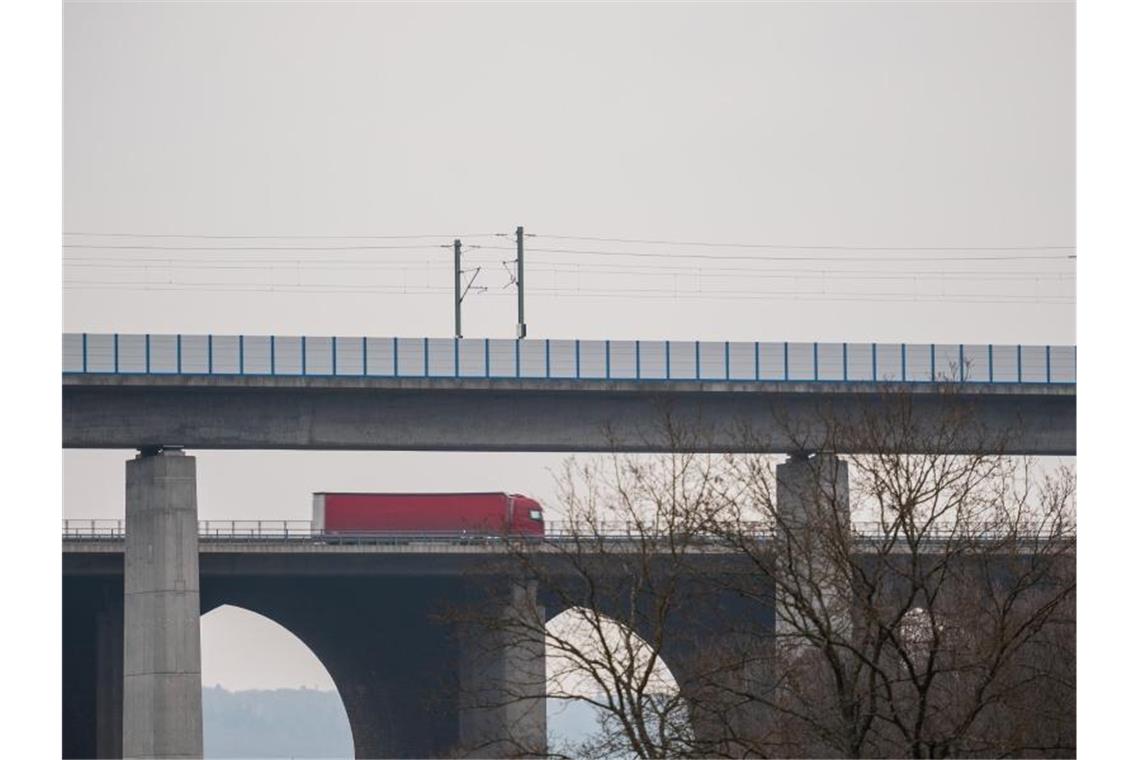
{"left": 203, "top": 685, "right": 353, "bottom": 759}
{"left": 203, "top": 686, "right": 612, "bottom": 758}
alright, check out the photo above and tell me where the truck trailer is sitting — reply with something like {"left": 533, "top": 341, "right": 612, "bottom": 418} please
{"left": 312, "top": 492, "right": 545, "bottom": 536}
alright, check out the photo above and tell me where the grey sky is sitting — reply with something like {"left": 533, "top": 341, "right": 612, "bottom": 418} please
{"left": 63, "top": 0, "right": 1075, "bottom": 690}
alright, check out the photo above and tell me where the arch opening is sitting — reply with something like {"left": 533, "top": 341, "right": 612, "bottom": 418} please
{"left": 200, "top": 604, "right": 354, "bottom": 759}
{"left": 545, "top": 606, "right": 691, "bottom": 757}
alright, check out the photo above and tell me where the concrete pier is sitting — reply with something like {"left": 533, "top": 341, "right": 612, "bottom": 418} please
{"left": 775, "top": 453, "right": 851, "bottom": 643}
{"left": 458, "top": 580, "right": 547, "bottom": 757}
{"left": 123, "top": 449, "right": 203, "bottom": 759}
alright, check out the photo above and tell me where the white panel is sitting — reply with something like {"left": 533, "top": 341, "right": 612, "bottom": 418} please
{"left": 116, "top": 334, "right": 147, "bottom": 373}
{"left": 875, "top": 343, "right": 904, "bottom": 381}
{"left": 273, "top": 336, "right": 304, "bottom": 375}
{"left": 457, "top": 339, "right": 486, "bottom": 377}
{"left": 933, "top": 344, "right": 961, "bottom": 382}
{"left": 211, "top": 335, "right": 241, "bottom": 374}
{"left": 962, "top": 345, "right": 989, "bottom": 383}
{"left": 488, "top": 339, "right": 517, "bottom": 378}
{"left": 668, "top": 341, "right": 697, "bottom": 380}
{"left": 786, "top": 343, "right": 815, "bottom": 381}
{"left": 1049, "top": 345, "right": 1076, "bottom": 383}
{"left": 845, "top": 343, "right": 874, "bottom": 382}
{"left": 991, "top": 345, "right": 1019, "bottom": 382}
{"left": 638, "top": 341, "right": 668, "bottom": 380}
{"left": 62, "top": 334, "right": 84, "bottom": 372}
{"left": 727, "top": 341, "right": 757, "bottom": 381}
{"left": 395, "top": 337, "right": 426, "bottom": 377}
{"left": 697, "top": 341, "right": 728, "bottom": 380}
{"left": 904, "top": 343, "right": 933, "bottom": 382}
{"left": 336, "top": 336, "right": 366, "bottom": 376}
{"left": 758, "top": 341, "right": 785, "bottom": 381}
{"left": 577, "top": 340, "right": 607, "bottom": 379}
{"left": 180, "top": 335, "right": 211, "bottom": 374}
{"left": 609, "top": 340, "right": 638, "bottom": 379}
{"left": 816, "top": 343, "right": 845, "bottom": 382}
{"left": 519, "top": 340, "right": 547, "bottom": 378}
{"left": 239, "top": 336, "right": 271, "bottom": 375}
{"left": 426, "top": 338, "right": 456, "bottom": 377}
{"left": 149, "top": 334, "right": 179, "bottom": 374}
{"left": 304, "top": 337, "right": 333, "bottom": 375}
{"left": 1020, "top": 345, "right": 1048, "bottom": 383}
{"left": 547, "top": 339, "right": 577, "bottom": 378}
{"left": 365, "top": 337, "right": 396, "bottom": 376}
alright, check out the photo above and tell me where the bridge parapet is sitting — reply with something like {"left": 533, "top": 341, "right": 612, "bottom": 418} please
{"left": 63, "top": 518, "right": 1075, "bottom": 545}
{"left": 63, "top": 333, "right": 1075, "bottom": 386}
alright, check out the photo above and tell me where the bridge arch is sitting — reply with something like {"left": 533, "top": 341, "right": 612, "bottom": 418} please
{"left": 200, "top": 576, "right": 466, "bottom": 758}
{"left": 544, "top": 606, "right": 691, "bottom": 755}
{"left": 200, "top": 604, "right": 353, "bottom": 757}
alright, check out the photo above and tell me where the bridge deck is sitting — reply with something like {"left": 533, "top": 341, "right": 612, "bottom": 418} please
{"left": 62, "top": 334, "right": 1076, "bottom": 454}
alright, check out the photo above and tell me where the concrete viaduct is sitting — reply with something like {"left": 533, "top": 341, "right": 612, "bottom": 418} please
{"left": 61, "top": 334, "right": 1076, "bottom": 759}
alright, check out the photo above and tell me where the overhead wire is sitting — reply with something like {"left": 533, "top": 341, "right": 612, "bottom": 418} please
{"left": 63, "top": 232, "right": 500, "bottom": 240}
{"left": 531, "top": 233, "right": 1075, "bottom": 252}
{"left": 477, "top": 244, "right": 1075, "bottom": 263}
{"left": 62, "top": 258, "right": 1075, "bottom": 279}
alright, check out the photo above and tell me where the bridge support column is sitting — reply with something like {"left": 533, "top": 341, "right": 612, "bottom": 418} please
{"left": 775, "top": 452, "right": 851, "bottom": 644}
{"left": 123, "top": 449, "right": 203, "bottom": 759}
{"left": 458, "top": 579, "right": 547, "bottom": 757}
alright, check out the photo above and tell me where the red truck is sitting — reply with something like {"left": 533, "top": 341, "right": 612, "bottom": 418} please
{"left": 312, "top": 492, "right": 545, "bottom": 536}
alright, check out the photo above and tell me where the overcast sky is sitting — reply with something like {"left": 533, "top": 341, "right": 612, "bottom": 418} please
{"left": 63, "top": 0, "right": 1074, "bottom": 692}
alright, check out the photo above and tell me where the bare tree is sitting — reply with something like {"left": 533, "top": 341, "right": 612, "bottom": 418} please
{"left": 452, "top": 393, "right": 1075, "bottom": 759}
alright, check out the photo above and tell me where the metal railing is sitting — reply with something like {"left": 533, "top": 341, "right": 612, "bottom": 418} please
{"left": 62, "top": 334, "right": 1076, "bottom": 385}
{"left": 62, "top": 518, "right": 1074, "bottom": 543}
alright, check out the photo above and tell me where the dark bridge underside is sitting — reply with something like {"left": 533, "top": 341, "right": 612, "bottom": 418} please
{"left": 64, "top": 555, "right": 769, "bottom": 759}
{"left": 62, "top": 375, "right": 1075, "bottom": 454}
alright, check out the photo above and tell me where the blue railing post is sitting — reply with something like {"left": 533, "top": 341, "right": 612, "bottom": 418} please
{"left": 393, "top": 337, "right": 399, "bottom": 376}
{"left": 813, "top": 342, "right": 819, "bottom": 381}
{"left": 959, "top": 344, "right": 965, "bottom": 382}
{"left": 754, "top": 341, "right": 760, "bottom": 381}
{"left": 988, "top": 344, "right": 993, "bottom": 383}
{"left": 843, "top": 342, "right": 848, "bottom": 382}
{"left": 901, "top": 344, "right": 907, "bottom": 382}
{"left": 575, "top": 339, "right": 580, "bottom": 379}
{"left": 362, "top": 336, "right": 368, "bottom": 376}
{"left": 725, "top": 340, "right": 730, "bottom": 380}
{"left": 239, "top": 335, "right": 244, "bottom": 375}
{"left": 485, "top": 338, "right": 490, "bottom": 378}
{"left": 515, "top": 339, "right": 521, "bottom": 378}
{"left": 665, "top": 341, "right": 671, "bottom": 379}
{"left": 145, "top": 334, "right": 151, "bottom": 374}
{"left": 81, "top": 333, "right": 88, "bottom": 373}
{"left": 176, "top": 334, "right": 182, "bottom": 374}
{"left": 113, "top": 333, "right": 119, "bottom": 374}
{"left": 270, "top": 335, "right": 275, "bottom": 375}
{"left": 696, "top": 342, "right": 701, "bottom": 380}
{"left": 300, "top": 336, "right": 306, "bottom": 375}
{"left": 331, "top": 337, "right": 336, "bottom": 376}
{"left": 1017, "top": 344, "right": 1022, "bottom": 383}
{"left": 423, "top": 337, "right": 429, "bottom": 376}
{"left": 545, "top": 340, "right": 550, "bottom": 378}
{"left": 454, "top": 338, "right": 459, "bottom": 378}
{"left": 605, "top": 340, "right": 611, "bottom": 379}
{"left": 635, "top": 340, "right": 641, "bottom": 379}
{"left": 1046, "top": 345, "right": 1052, "bottom": 383}
{"left": 930, "top": 344, "right": 935, "bottom": 382}
{"left": 872, "top": 343, "right": 878, "bottom": 381}
{"left": 783, "top": 342, "right": 789, "bottom": 381}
